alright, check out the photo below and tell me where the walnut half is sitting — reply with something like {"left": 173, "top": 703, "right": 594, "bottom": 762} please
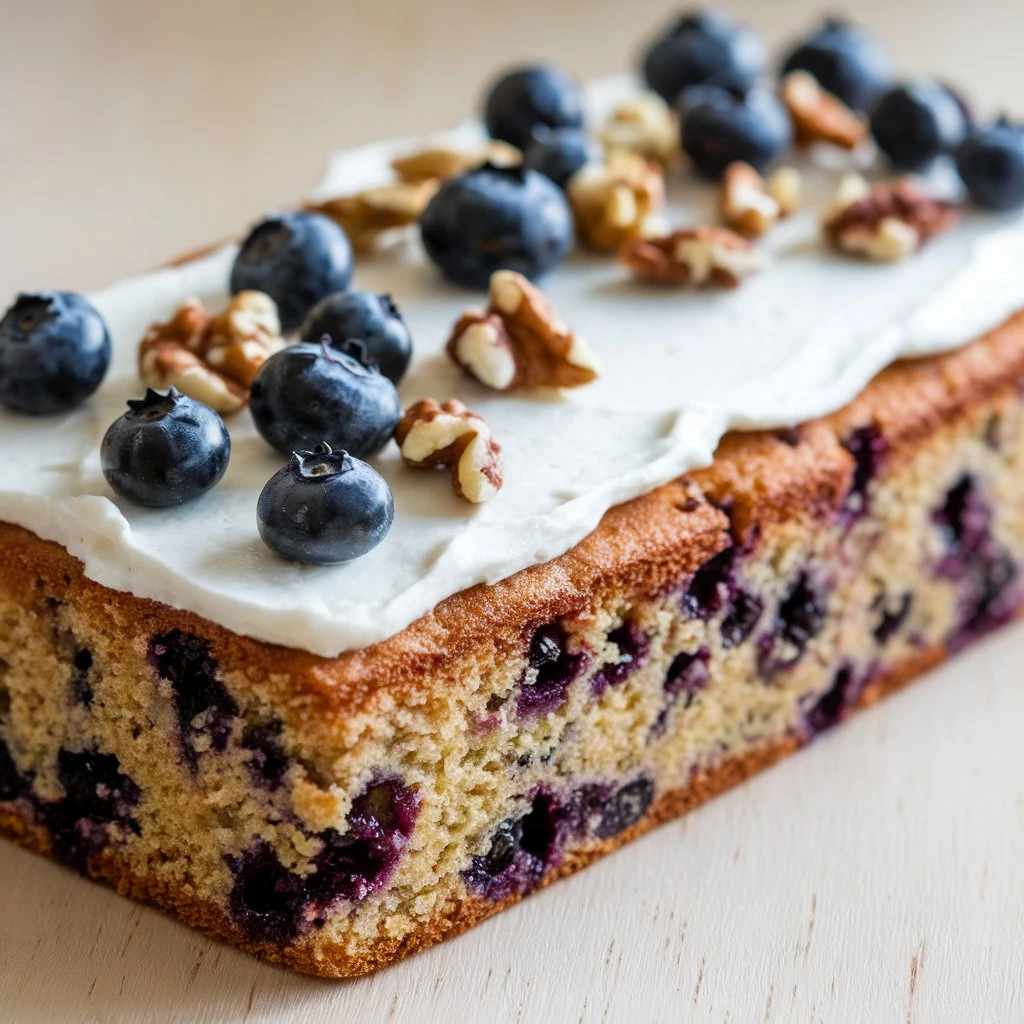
{"left": 823, "top": 175, "right": 960, "bottom": 261}
{"left": 781, "top": 71, "right": 868, "bottom": 151}
{"left": 567, "top": 150, "right": 665, "bottom": 251}
{"left": 390, "top": 140, "right": 521, "bottom": 182}
{"left": 598, "top": 92, "right": 680, "bottom": 165}
{"left": 395, "top": 399, "right": 503, "bottom": 503}
{"left": 138, "top": 291, "right": 284, "bottom": 414}
{"left": 620, "top": 227, "right": 763, "bottom": 288}
{"left": 446, "top": 270, "right": 598, "bottom": 391}
{"left": 308, "top": 179, "right": 439, "bottom": 253}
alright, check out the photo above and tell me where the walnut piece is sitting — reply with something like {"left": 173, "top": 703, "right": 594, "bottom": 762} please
{"left": 720, "top": 161, "right": 780, "bottom": 238}
{"left": 598, "top": 92, "right": 680, "bottom": 165}
{"left": 138, "top": 291, "right": 284, "bottom": 414}
{"left": 781, "top": 71, "right": 868, "bottom": 151}
{"left": 395, "top": 398, "right": 503, "bottom": 503}
{"left": 567, "top": 150, "right": 665, "bottom": 251}
{"left": 390, "top": 141, "right": 521, "bottom": 182}
{"left": 308, "top": 179, "right": 439, "bottom": 252}
{"left": 446, "top": 270, "right": 598, "bottom": 391}
{"left": 766, "top": 166, "right": 802, "bottom": 218}
{"left": 620, "top": 227, "right": 763, "bottom": 288}
{"left": 823, "top": 176, "right": 960, "bottom": 261}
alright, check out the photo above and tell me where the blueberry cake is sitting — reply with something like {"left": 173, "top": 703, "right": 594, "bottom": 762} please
{"left": 4, "top": 12, "right": 1024, "bottom": 978}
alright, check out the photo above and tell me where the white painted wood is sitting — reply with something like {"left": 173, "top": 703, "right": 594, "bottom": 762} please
{"left": 2, "top": 625, "right": 1021, "bottom": 1022}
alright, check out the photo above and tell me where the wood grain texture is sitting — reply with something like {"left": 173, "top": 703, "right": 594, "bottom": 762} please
{"left": 3, "top": 0, "right": 1024, "bottom": 1019}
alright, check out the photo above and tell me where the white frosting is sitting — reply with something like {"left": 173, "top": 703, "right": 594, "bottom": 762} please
{"left": 3, "top": 76, "right": 1024, "bottom": 657}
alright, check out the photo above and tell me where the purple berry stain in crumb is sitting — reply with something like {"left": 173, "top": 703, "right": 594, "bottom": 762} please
{"left": 517, "top": 623, "right": 588, "bottom": 716}
{"left": 463, "top": 789, "right": 564, "bottom": 901}
{"left": 591, "top": 620, "right": 650, "bottom": 695}
{"left": 227, "top": 776, "right": 419, "bottom": 944}
{"left": 720, "top": 590, "right": 764, "bottom": 648}
{"left": 804, "top": 665, "right": 860, "bottom": 735}
{"left": 148, "top": 630, "right": 239, "bottom": 772}
{"left": 932, "top": 475, "right": 1020, "bottom": 648}
{"left": 241, "top": 720, "right": 289, "bottom": 791}
{"left": 760, "top": 572, "right": 828, "bottom": 674}
{"left": 39, "top": 747, "right": 141, "bottom": 872}
{"left": 840, "top": 425, "right": 886, "bottom": 523}
{"left": 683, "top": 546, "right": 735, "bottom": 619}
{"left": 873, "top": 592, "right": 912, "bottom": 645}
{"left": 652, "top": 648, "right": 710, "bottom": 736}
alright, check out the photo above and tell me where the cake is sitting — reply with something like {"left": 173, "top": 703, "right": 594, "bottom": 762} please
{"left": 3, "top": 15, "right": 1024, "bottom": 978}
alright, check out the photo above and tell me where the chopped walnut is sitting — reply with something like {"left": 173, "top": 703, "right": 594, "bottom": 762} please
{"left": 138, "top": 291, "right": 284, "bottom": 414}
{"left": 766, "top": 166, "right": 802, "bottom": 218}
{"left": 781, "top": 71, "right": 868, "bottom": 151}
{"left": 620, "top": 227, "right": 763, "bottom": 288}
{"left": 308, "top": 179, "right": 439, "bottom": 252}
{"left": 598, "top": 92, "right": 680, "bottom": 165}
{"left": 395, "top": 398, "right": 503, "bottom": 503}
{"left": 823, "top": 176, "right": 960, "bottom": 261}
{"left": 390, "top": 140, "right": 521, "bottom": 182}
{"left": 446, "top": 270, "right": 598, "bottom": 391}
{"left": 720, "top": 162, "right": 780, "bottom": 238}
{"left": 567, "top": 150, "right": 665, "bottom": 251}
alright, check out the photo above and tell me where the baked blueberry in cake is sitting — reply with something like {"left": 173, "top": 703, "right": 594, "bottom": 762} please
{"left": 4, "top": 8, "right": 1024, "bottom": 978}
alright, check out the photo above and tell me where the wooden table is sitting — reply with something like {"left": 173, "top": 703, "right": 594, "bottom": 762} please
{"left": 2, "top": 1, "right": 1023, "bottom": 1020}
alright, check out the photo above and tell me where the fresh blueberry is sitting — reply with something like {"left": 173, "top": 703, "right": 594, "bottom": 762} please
{"left": 642, "top": 9, "right": 766, "bottom": 102}
{"left": 230, "top": 212, "right": 353, "bottom": 333}
{"left": 956, "top": 118, "right": 1024, "bottom": 211}
{"left": 300, "top": 291, "right": 411, "bottom": 384}
{"left": 420, "top": 163, "right": 573, "bottom": 289}
{"left": 257, "top": 442, "right": 393, "bottom": 565}
{"left": 100, "top": 388, "right": 230, "bottom": 508}
{"left": 0, "top": 292, "right": 110, "bottom": 415}
{"left": 483, "top": 65, "right": 584, "bottom": 150}
{"left": 679, "top": 85, "right": 793, "bottom": 179}
{"left": 780, "top": 17, "right": 891, "bottom": 112}
{"left": 249, "top": 341, "right": 400, "bottom": 458}
{"left": 870, "top": 81, "right": 968, "bottom": 171}
{"left": 523, "top": 125, "right": 600, "bottom": 189}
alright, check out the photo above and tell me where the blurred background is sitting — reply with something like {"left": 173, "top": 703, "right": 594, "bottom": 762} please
{"left": 2, "top": 0, "right": 1014, "bottom": 293}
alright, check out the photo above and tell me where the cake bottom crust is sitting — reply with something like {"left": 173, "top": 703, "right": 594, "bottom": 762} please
{"left": 0, "top": 641, "right": 946, "bottom": 978}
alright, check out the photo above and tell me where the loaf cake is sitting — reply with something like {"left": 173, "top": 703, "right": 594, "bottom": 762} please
{"left": 3, "top": 16, "right": 1024, "bottom": 978}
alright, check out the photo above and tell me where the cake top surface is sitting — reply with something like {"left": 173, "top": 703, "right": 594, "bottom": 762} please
{"left": 3, "top": 75, "right": 1024, "bottom": 657}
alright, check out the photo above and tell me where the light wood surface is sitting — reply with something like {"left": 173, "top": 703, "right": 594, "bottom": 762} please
{"left": 3, "top": 2, "right": 1024, "bottom": 1021}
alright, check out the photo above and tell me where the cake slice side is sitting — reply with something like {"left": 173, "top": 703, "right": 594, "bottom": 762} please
{"left": 1, "top": 311, "right": 1023, "bottom": 976}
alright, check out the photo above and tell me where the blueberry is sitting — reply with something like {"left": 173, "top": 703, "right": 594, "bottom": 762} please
{"left": 0, "top": 737, "right": 25, "bottom": 802}
{"left": 523, "top": 125, "right": 600, "bottom": 189}
{"left": 956, "top": 118, "right": 1024, "bottom": 211}
{"left": 300, "top": 291, "right": 412, "bottom": 384}
{"left": 870, "top": 81, "right": 968, "bottom": 171}
{"left": 420, "top": 163, "right": 573, "bottom": 289}
{"left": 249, "top": 341, "right": 400, "bottom": 458}
{"left": 719, "top": 590, "right": 763, "bottom": 648}
{"left": 241, "top": 720, "right": 289, "bottom": 791}
{"left": 483, "top": 65, "right": 584, "bottom": 150}
{"left": 481, "top": 818, "right": 524, "bottom": 876}
{"left": 805, "top": 665, "right": 858, "bottom": 735}
{"left": 777, "top": 573, "right": 827, "bottom": 655}
{"left": 257, "top": 442, "right": 393, "bottom": 565}
{"left": 591, "top": 621, "right": 649, "bottom": 694}
{"left": 0, "top": 291, "right": 110, "bottom": 415}
{"left": 101, "top": 388, "right": 230, "bottom": 508}
{"left": 683, "top": 546, "right": 735, "bottom": 618}
{"left": 780, "top": 18, "right": 891, "bottom": 112}
{"left": 230, "top": 212, "right": 353, "bottom": 333}
{"left": 642, "top": 10, "right": 766, "bottom": 102}
{"left": 679, "top": 85, "right": 793, "bottom": 179}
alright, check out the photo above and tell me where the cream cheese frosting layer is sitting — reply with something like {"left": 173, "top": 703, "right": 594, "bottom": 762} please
{"left": 3, "top": 77, "right": 1024, "bottom": 657}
